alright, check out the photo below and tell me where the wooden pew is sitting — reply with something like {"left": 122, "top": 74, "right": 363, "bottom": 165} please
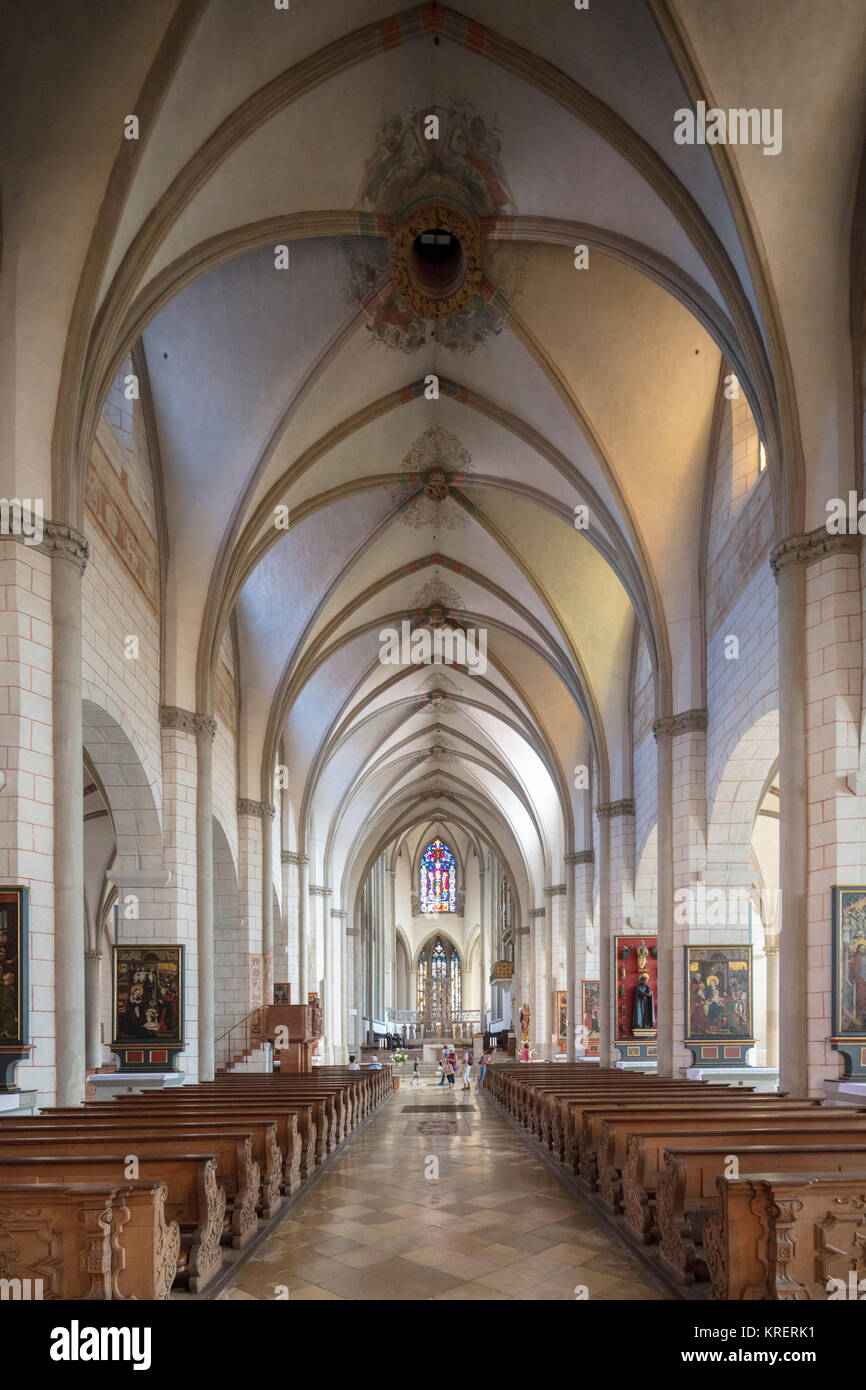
{"left": 0, "top": 1127, "right": 260, "bottom": 1248}
{"left": 0, "top": 1180, "right": 179, "bottom": 1300}
{"left": 619, "top": 1117, "right": 866, "bottom": 1240}
{"left": 0, "top": 1152, "right": 225, "bottom": 1293}
{"left": 578, "top": 1097, "right": 823, "bottom": 1191}
{"left": 199, "top": 1083, "right": 338, "bottom": 1156}
{"left": 199, "top": 1082, "right": 339, "bottom": 1157}
{"left": 536, "top": 1077, "right": 725, "bottom": 1148}
{"left": 557, "top": 1087, "right": 768, "bottom": 1168}
{"left": 657, "top": 1142, "right": 866, "bottom": 1284}
{"left": 49, "top": 1101, "right": 303, "bottom": 1196}
{"left": 7, "top": 1112, "right": 283, "bottom": 1220}
{"left": 704, "top": 1170, "right": 866, "bottom": 1300}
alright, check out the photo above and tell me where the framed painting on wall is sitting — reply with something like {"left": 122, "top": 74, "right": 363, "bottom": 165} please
{"left": 614, "top": 934, "right": 658, "bottom": 1062}
{"left": 273, "top": 983, "right": 290, "bottom": 1005}
{"left": 556, "top": 988, "right": 567, "bottom": 1053}
{"left": 831, "top": 885, "right": 866, "bottom": 1077}
{"left": 111, "top": 945, "right": 184, "bottom": 1072}
{"left": 581, "top": 979, "right": 600, "bottom": 1057}
{"left": 0, "top": 886, "right": 31, "bottom": 1091}
{"left": 684, "top": 944, "right": 753, "bottom": 1066}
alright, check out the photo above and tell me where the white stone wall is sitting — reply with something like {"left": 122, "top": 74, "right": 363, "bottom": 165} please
{"left": 0, "top": 542, "right": 55, "bottom": 1102}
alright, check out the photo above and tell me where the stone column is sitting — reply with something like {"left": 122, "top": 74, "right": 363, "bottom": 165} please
{"left": 572, "top": 850, "right": 595, "bottom": 1053}
{"left": 160, "top": 706, "right": 210, "bottom": 1080}
{"left": 529, "top": 906, "right": 546, "bottom": 1054}
{"left": 237, "top": 800, "right": 266, "bottom": 1015}
{"left": 352, "top": 906, "right": 364, "bottom": 1049}
{"left": 656, "top": 710, "right": 709, "bottom": 1073}
{"left": 259, "top": 802, "right": 276, "bottom": 1006}
{"left": 478, "top": 857, "right": 487, "bottom": 1030}
{"left": 48, "top": 523, "right": 88, "bottom": 1106}
{"left": 195, "top": 720, "right": 216, "bottom": 1080}
{"left": 546, "top": 883, "right": 567, "bottom": 1057}
{"left": 298, "top": 853, "right": 310, "bottom": 999}
{"left": 764, "top": 937, "right": 780, "bottom": 1069}
{"left": 596, "top": 800, "right": 635, "bottom": 1064}
{"left": 332, "top": 907, "right": 348, "bottom": 1057}
{"left": 84, "top": 949, "right": 103, "bottom": 1070}
{"left": 771, "top": 540, "right": 810, "bottom": 1096}
{"left": 386, "top": 868, "right": 396, "bottom": 1014}
{"left": 652, "top": 721, "right": 675, "bottom": 1077}
{"left": 564, "top": 853, "right": 580, "bottom": 1060}
{"left": 281, "top": 849, "right": 304, "bottom": 999}
{"left": 594, "top": 809, "right": 612, "bottom": 1067}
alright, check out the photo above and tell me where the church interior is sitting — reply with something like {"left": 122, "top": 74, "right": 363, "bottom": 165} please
{"left": 3, "top": 0, "right": 866, "bottom": 1322}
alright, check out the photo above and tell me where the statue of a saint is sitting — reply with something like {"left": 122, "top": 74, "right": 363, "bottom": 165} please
{"left": 519, "top": 1001, "right": 531, "bottom": 1044}
{"left": 632, "top": 973, "right": 655, "bottom": 1029}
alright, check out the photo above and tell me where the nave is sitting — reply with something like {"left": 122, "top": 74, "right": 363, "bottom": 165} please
{"left": 219, "top": 1077, "right": 662, "bottom": 1303}
{"left": 4, "top": 0, "right": 866, "bottom": 1330}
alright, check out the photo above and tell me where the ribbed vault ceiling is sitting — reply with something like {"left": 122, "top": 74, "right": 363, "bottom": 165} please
{"left": 30, "top": 0, "right": 862, "bottom": 915}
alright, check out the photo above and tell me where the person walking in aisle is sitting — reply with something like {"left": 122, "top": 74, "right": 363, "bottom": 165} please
{"left": 477, "top": 1049, "right": 491, "bottom": 1089}
{"left": 411, "top": 1059, "right": 421, "bottom": 1086}
{"left": 462, "top": 1048, "right": 473, "bottom": 1090}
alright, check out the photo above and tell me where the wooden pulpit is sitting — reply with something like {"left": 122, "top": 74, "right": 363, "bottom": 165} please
{"left": 265, "top": 1002, "right": 323, "bottom": 1072}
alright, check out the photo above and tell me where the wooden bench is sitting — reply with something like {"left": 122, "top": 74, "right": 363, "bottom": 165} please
{"left": 704, "top": 1170, "right": 866, "bottom": 1300}
{"left": 0, "top": 1127, "right": 260, "bottom": 1248}
{"left": 50, "top": 1101, "right": 304, "bottom": 1195}
{"left": 199, "top": 1082, "right": 340, "bottom": 1156}
{"left": 619, "top": 1117, "right": 866, "bottom": 1240}
{"left": 555, "top": 1087, "right": 769, "bottom": 1168}
{"left": 0, "top": 1180, "right": 179, "bottom": 1300}
{"left": 656, "top": 1142, "right": 866, "bottom": 1284}
{"left": 534, "top": 1078, "right": 725, "bottom": 1148}
{"left": 0, "top": 1152, "right": 225, "bottom": 1293}
{"left": 579, "top": 1098, "right": 823, "bottom": 1192}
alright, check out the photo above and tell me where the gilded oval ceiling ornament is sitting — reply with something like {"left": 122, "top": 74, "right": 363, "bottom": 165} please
{"left": 391, "top": 200, "right": 483, "bottom": 322}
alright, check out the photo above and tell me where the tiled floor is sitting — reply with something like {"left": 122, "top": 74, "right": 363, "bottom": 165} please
{"left": 219, "top": 1084, "right": 666, "bottom": 1301}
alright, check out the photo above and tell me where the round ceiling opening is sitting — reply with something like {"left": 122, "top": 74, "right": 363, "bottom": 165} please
{"left": 410, "top": 229, "right": 464, "bottom": 296}
{"left": 391, "top": 200, "right": 482, "bottom": 320}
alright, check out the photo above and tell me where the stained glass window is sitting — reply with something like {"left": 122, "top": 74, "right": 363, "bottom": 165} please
{"left": 420, "top": 838, "right": 457, "bottom": 913}
{"left": 432, "top": 940, "right": 447, "bottom": 977}
{"left": 451, "top": 949, "right": 461, "bottom": 1012}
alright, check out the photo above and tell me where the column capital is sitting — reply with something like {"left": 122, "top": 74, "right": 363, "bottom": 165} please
{"left": 84, "top": 949, "right": 103, "bottom": 962}
{"left": 652, "top": 708, "right": 708, "bottom": 741}
{"left": 281, "top": 850, "right": 308, "bottom": 866}
{"left": 515, "top": 925, "right": 531, "bottom": 935}
{"left": 159, "top": 705, "right": 216, "bottom": 739}
{"left": 237, "top": 797, "right": 276, "bottom": 819}
{"left": 770, "top": 525, "right": 860, "bottom": 579}
{"left": 346, "top": 927, "right": 360, "bottom": 937}
{"left": 595, "top": 798, "right": 635, "bottom": 819}
{"left": 330, "top": 908, "right": 349, "bottom": 919}
{"left": 529, "top": 907, "right": 546, "bottom": 919}
{"left": 309, "top": 884, "right": 331, "bottom": 896}
{"left": 544, "top": 883, "right": 566, "bottom": 896}
{"left": 565, "top": 849, "right": 594, "bottom": 866}
{"left": 39, "top": 519, "right": 89, "bottom": 572}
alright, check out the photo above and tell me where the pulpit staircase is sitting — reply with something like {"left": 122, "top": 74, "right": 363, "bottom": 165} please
{"left": 216, "top": 1006, "right": 268, "bottom": 1075}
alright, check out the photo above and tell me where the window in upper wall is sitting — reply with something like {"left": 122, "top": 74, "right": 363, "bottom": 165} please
{"left": 419, "top": 838, "right": 457, "bottom": 913}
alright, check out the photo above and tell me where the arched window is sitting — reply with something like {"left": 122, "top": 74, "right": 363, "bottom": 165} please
{"left": 417, "top": 934, "right": 461, "bottom": 1028}
{"left": 419, "top": 838, "right": 457, "bottom": 913}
